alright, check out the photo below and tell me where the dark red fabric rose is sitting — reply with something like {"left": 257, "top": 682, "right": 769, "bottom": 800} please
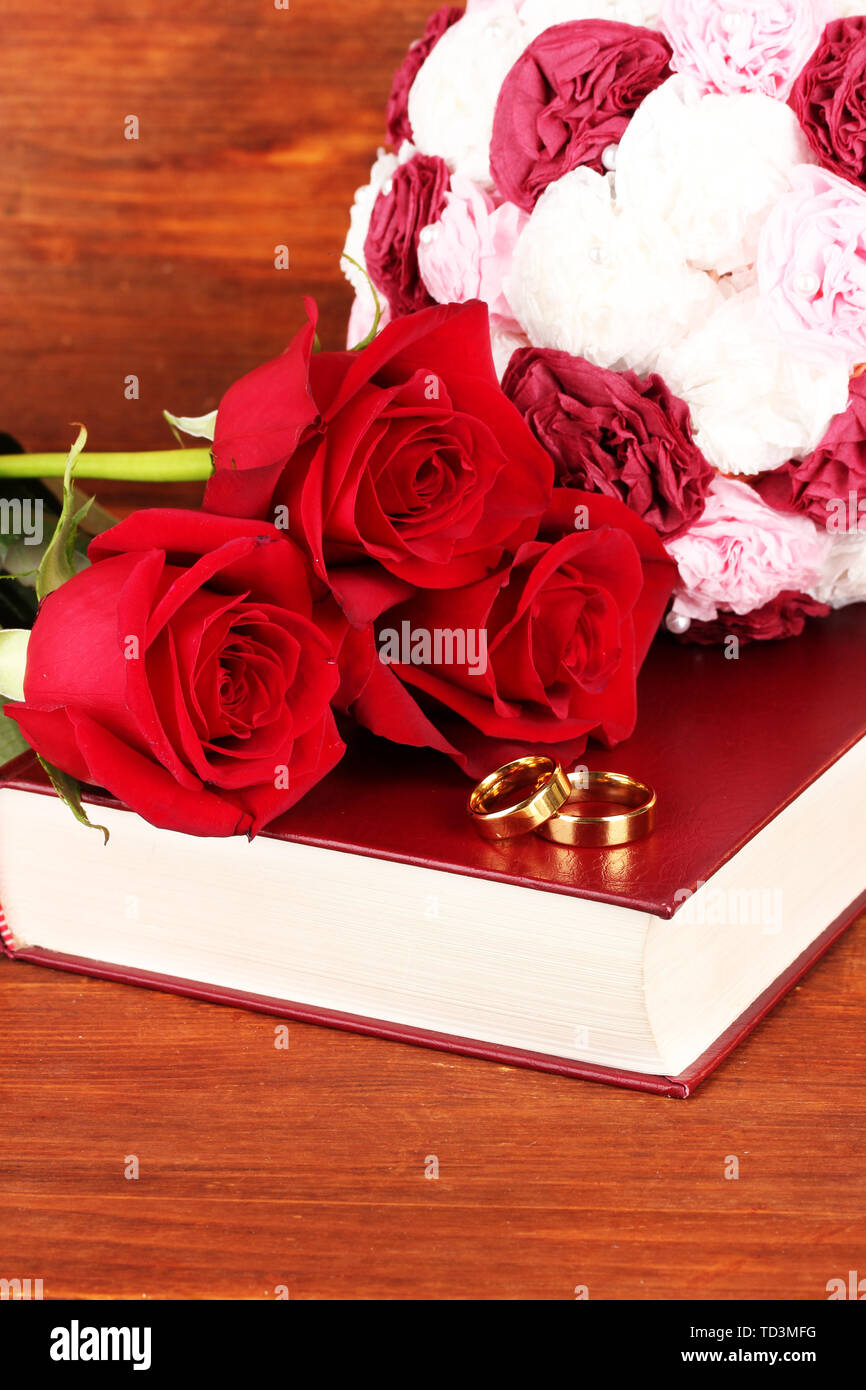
{"left": 338, "top": 489, "right": 676, "bottom": 776}
{"left": 5, "top": 511, "right": 343, "bottom": 837}
{"left": 386, "top": 6, "right": 463, "bottom": 149}
{"left": 790, "top": 17, "right": 866, "bottom": 187}
{"left": 502, "top": 347, "right": 713, "bottom": 538}
{"left": 673, "top": 592, "right": 831, "bottom": 646}
{"left": 754, "top": 374, "right": 866, "bottom": 531}
{"left": 205, "top": 300, "right": 555, "bottom": 624}
{"left": 364, "top": 153, "right": 450, "bottom": 316}
{"left": 490, "top": 20, "right": 672, "bottom": 211}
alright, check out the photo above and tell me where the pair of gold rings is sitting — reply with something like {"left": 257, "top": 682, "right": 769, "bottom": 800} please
{"left": 468, "top": 756, "right": 656, "bottom": 848}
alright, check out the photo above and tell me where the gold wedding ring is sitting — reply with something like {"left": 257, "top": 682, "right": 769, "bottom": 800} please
{"left": 468, "top": 756, "right": 572, "bottom": 841}
{"left": 536, "top": 770, "right": 657, "bottom": 848}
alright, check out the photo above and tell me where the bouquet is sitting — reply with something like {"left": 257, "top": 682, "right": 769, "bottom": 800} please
{"left": 0, "top": 299, "right": 675, "bottom": 839}
{"left": 343, "top": 0, "right": 866, "bottom": 643}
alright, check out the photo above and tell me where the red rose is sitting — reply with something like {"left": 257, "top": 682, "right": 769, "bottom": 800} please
{"left": 339, "top": 490, "right": 676, "bottom": 776}
{"left": 205, "top": 300, "right": 554, "bottom": 624}
{"left": 673, "top": 592, "right": 831, "bottom": 646}
{"left": 490, "top": 20, "right": 672, "bottom": 211}
{"left": 754, "top": 375, "right": 866, "bottom": 530}
{"left": 5, "top": 511, "right": 343, "bottom": 837}
{"left": 790, "top": 17, "right": 866, "bottom": 188}
{"left": 364, "top": 153, "right": 450, "bottom": 316}
{"left": 385, "top": 6, "right": 463, "bottom": 149}
{"left": 502, "top": 346, "right": 713, "bottom": 538}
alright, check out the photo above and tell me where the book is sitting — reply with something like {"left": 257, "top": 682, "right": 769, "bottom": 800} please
{"left": 2, "top": 603, "right": 866, "bottom": 1097}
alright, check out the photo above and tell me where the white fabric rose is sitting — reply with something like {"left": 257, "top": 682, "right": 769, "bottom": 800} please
{"left": 810, "top": 533, "right": 866, "bottom": 609}
{"left": 615, "top": 76, "right": 814, "bottom": 275}
{"left": 407, "top": 6, "right": 527, "bottom": 188}
{"left": 656, "top": 289, "right": 851, "bottom": 476}
{"left": 519, "top": 0, "right": 661, "bottom": 41}
{"left": 489, "top": 315, "right": 531, "bottom": 380}
{"left": 341, "top": 144, "right": 415, "bottom": 302}
{"left": 507, "top": 166, "right": 723, "bottom": 375}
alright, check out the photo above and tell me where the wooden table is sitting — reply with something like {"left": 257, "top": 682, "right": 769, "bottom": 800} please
{"left": 1, "top": 1, "right": 864, "bottom": 1302}
{"left": 2, "top": 922, "right": 865, "bottom": 1301}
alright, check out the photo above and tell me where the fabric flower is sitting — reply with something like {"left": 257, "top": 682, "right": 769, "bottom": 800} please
{"left": 790, "top": 16, "right": 866, "bottom": 188}
{"left": 754, "top": 374, "right": 866, "bottom": 528}
{"left": 666, "top": 476, "right": 830, "bottom": 624}
{"left": 407, "top": 4, "right": 528, "bottom": 187}
{"left": 507, "top": 166, "right": 724, "bottom": 375}
{"left": 205, "top": 300, "right": 554, "bottom": 623}
{"left": 656, "top": 289, "right": 850, "bottom": 475}
{"left": 758, "top": 165, "right": 866, "bottom": 369}
{"left": 489, "top": 314, "right": 531, "bottom": 379}
{"left": 417, "top": 175, "right": 528, "bottom": 324}
{"left": 385, "top": 6, "right": 463, "bottom": 149}
{"left": 502, "top": 346, "right": 713, "bottom": 536}
{"left": 363, "top": 153, "right": 450, "bottom": 318}
{"left": 672, "top": 591, "right": 831, "bottom": 644}
{"left": 341, "top": 144, "right": 411, "bottom": 315}
{"left": 5, "top": 512, "right": 343, "bottom": 838}
{"left": 520, "top": 0, "right": 663, "bottom": 40}
{"left": 489, "top": 19, "right": 672, "bottom": 210}
{"left": 809, "top": 531, "right": 866, "bottom": 607}
{"left": 343, "top": 489, "right": 676, "bottom": 776}
{"left": 615, "top": 75, "right": 814, "bottom": 273}
{"left": 659, "top": 0, "right": 828, "bottom": 101}
{"left": 346, "top": 288, "right": 391, "bottom": 351}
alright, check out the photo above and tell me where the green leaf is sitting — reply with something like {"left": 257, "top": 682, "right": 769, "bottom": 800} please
{"left": 36, "top": 425, "right": 93, "bottom": 603}
{"left": 38, "top": 757, "right": 110, "bottom": 845}
{"left": 0, "top": 709, "right": 27, "bottom": 768}
{"left": 0, "top": 627, "right": 29, "bottom": 700}
{"left": 342, "top": 254, "right": 384, "bottom": 351}
{"left": 163, "top": 408, "right": 218, "bottom": 445}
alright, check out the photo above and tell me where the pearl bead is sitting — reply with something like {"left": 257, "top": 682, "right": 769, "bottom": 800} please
{"left": 794, "top": 271, "right": 821, "bottom": 298}
{"left": 721, "top": 11, "right": 743, "bottom": 33}
{"left": 381, "top": 179, "right": 393, "bottom": 198}
{"left": 666, "top": 611, "right": 692, "bottom": 636}
{"left": 601, "top": 144, "right": 618, "bottom": 172}
{"left": 419, "top": 225, "right": 439, "bottom": 245}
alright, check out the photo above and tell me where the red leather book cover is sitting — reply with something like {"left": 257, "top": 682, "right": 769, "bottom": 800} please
{"left": 3, "top": 605, "right": 866, "bottom": 1094}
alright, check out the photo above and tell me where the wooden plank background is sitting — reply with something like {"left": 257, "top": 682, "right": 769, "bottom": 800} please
{"left": 1, "top": 0, "right": 864, "bottom": 1301}
{"left": 0, "top": 0, "right": 434, "bottom": 455}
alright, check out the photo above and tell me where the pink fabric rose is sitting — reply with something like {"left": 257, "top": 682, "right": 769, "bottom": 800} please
{"left": 417, "top": 175, "right": 528, "bottom": 325}
{"left": 346, "top": 290, "right": 392, "bottom": 351}
{"left": 790, "top": 15, "right": 866, "bottom": 188}
{"left": 660, "top": 1, "right": 828, "bottom": 101}
{"left": 489, "top": 20, "right": 672, "bottom": 211}
{"left": 666, "top": 476, "right": 830, "bottom": 624}
{"left": 754, "top": 373, "right": 866, "bottom": 529}
{"left": 364, "top": 153, "right": 451, "bottom": 317}
{"left": 757, "top": 165, "right": 866, "bottom": 369}
{"left": 672, "top": 591, "right": 831, "bottom": 644}
{"left": 385, "top": 6, "right": 463, "bottom": 149}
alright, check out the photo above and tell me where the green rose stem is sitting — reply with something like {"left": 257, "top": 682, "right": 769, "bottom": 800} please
{"left": 0, "top": 448, "right": 214, "bottom": 482}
